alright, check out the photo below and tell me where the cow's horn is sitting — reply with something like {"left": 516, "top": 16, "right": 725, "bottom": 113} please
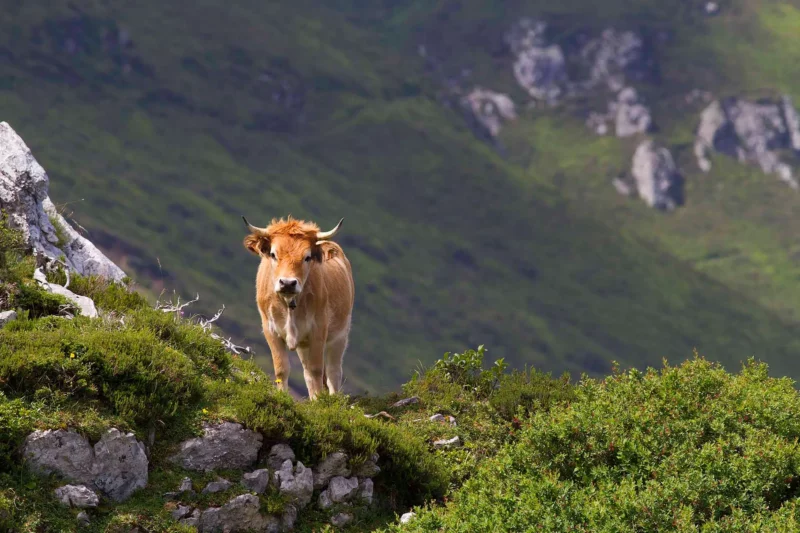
{"left": 242, "top": 216, "right": 267, "bottom": 234}
{"left": 316, "top": 218, "right": 344, "bottom": 242}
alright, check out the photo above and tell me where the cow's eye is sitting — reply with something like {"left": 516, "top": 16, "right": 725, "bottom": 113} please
{"left": 269, "top": 252, "right": 277, "bottom": 260}
{"left": 304, "top": 256, "right": 312, "bottom": 263}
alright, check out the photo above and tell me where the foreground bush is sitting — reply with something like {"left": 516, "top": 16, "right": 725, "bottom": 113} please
{"left": 393, "top": 357, "right": 800, "bottom": 532}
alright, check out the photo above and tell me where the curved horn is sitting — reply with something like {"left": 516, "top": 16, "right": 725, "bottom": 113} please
{"left": 316, "top": 218, "right": 344, "bottom": 241}
{"left": 242, "top": 215, "right": 267, "bottom": 234}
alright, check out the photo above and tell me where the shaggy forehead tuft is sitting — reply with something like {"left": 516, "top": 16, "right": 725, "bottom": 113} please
{"left": 266, "top": 216, "right": 320, "bottom": 238}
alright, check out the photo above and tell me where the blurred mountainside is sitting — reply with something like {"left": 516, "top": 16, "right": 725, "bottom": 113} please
{"left": 3, "top": 0, "right": 800, "bottom": 391}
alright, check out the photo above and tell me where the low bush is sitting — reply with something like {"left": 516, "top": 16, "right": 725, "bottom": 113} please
{"left": 391, "top": 357, "right": 800, "bottom": 532}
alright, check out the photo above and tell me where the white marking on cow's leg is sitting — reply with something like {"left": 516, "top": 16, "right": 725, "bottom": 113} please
{"left": 324, "top": 336, "right": 348, "bottom": 394}
{"left": 285, "top": 311, "right": 298, "bottom": 351}
{"left": 297, "top": 343, "right": 325, "bottom": 400}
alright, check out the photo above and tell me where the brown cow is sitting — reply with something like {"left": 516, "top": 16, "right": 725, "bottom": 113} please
{"left": 242, "top": 215, "right": 354, "bottom": 399}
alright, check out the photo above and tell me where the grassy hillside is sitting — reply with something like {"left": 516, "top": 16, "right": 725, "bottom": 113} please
{"left": 2, "top": 0, "right": 800, "bottom": 393}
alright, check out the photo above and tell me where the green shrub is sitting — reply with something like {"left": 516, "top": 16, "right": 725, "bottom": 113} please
{"left": 11, "top": 282, "right": 70, "bottom": 318}
{"left": 0, "top": 321, "right": 206, "bottom": 431}
{"left": 489, "top": 368, "right": 575, "bottom": 421}
{"left": 392, "top": 358, "right": 800, "bottom": 532}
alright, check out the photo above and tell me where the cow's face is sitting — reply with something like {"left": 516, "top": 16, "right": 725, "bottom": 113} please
{"left": 268, "top": 235, "right": 320, "bottom": 297}
{"left": 243, "top": 216, "right": 344, "bottom": 301}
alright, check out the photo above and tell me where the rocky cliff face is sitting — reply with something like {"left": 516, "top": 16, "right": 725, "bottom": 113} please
{"left": 0, "top": 121, "right": 125, "bottom": 281}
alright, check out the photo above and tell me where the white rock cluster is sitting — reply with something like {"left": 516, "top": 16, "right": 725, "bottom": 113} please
{"left": 0, "top": 121, "right": 126, "bottom": 281}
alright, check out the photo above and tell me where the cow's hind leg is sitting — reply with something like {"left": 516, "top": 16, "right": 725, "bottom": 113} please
{"left": 324, "top": 336, "right": 348, "bottom": 395}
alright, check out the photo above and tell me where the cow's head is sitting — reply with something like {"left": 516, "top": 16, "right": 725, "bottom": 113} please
{"left": 243, "top": 216, "right": 343, "bottom": 301}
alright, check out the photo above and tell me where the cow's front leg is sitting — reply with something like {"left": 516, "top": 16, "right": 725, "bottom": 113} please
{"left": 263, "top": 328, "right": 290, "bottom": 393}
{"left": 296, "top": 340, "right": 325, "bottom": 400}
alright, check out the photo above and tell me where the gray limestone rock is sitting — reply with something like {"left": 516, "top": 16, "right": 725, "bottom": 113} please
{"left": 357, "top": 478, "right": 374, "bottom": 505}
{"left": 267, "top": 443, "right": 296, "bottom": 471}
{"left": 273, "top": 460, "right": 314, "bottom": 508}
{"left": 313, "top": 451, "right": 351, "bottom": 489}
{"left": 328, "top": 476, "right": 360, "bottom": 503}
{"left": 632, "top": 140, "right": 684, "bottom": 210}
{"left": 77, "top": 510, "right": 91, "bottom": 527}
{"left": 90, "top": 428, "right": 148, "bottom": 501}
{"left": 199, "top": 494, "right": 279, "bottom": 533}
{"left": 170, "top": 422, "right": 262, "bottom": 472}
{"left": 462, "top": 88, "right": 517, "bottom": 137}
{"left": 331, "top": 512, "right": 353, "bottom": 527}
{"left": 242, "top": 469, "right": 270, "bottom": 493}
{"left": 32, "top": 268, "right": 98, "bottom": 318}
{"left": 0, "top": 121, "right": 125, "bottom": 281}
{"left": 25, "top": 428, "right": 147, "bottom": 502}
{"left": 400, "top": 512, "right": 417, "bottom": 524}
{"left": 54, "top": 484, "right": 99, "bottom": 508}
{"left": 202, "top": 477, "right": 233, "bottom": 494}
{"left": 433, "top": 436, "right": 462, "bottom": 449}
{"left": 0, "top": 310, "right": 16, "bottom": 327}
{"left": 505, "top": 19, "right": 567, "bottom": 103}
{"left": 695, "top": 97, "right": 800, "bottom": 188}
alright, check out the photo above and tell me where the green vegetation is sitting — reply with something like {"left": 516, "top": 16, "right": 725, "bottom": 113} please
{"left": 4, "top": 1, "right": 800, "bottom": 393}
{"left": 391, "top": 357, "right": 800, "bottom": 532}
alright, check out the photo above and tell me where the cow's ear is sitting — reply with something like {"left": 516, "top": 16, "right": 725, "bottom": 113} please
{"left": 243, "top": 234, "right": 269, "bottom": 256}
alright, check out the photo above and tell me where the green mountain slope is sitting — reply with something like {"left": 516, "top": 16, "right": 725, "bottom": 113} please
{"left": 2, "top": 0, "right": 800, "bottom": 392}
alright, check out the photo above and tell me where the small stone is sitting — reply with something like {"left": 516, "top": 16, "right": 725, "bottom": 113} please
{"left": 358, "top": 478, "right": 374, "bottom": 505}
{"left": 331, "top": 512, "right": 353, "bottom": 527}
{"left": 429, "top": 414, "right": 445, "bottom": 423}
{"left": 0, "top": 310, "right": 17, "bottom": 327}
{"left": 202, "top": 477, "right": 233, "bottom": 494}
{"left": 242, "top": 469, "right": 270, "bottom": 493}
{"left": 282, "top": 504, "right": 298, "bottom": 531}
{"left": 319, "top": 489, "right": 333, "bottom": 509}
{"left": 433, "top": 436, "right": 461, "bottom": 449}
{"left": 705, "top": 1, "right": 719, "bottom": 15}
{"left": 267, "top": 443, "right": 296, "bottom": 471}
{"left": 199, "top": 494, "right": 278, "bottom": 532}
{"left": 54, "top": 484, "right": 99, "bottom": 508}
{"left": 178, "top": 477, "right": 193, "bottom": 493}
{"left": 400, "top": 512, "right": 416, "bottom": 524}
{"left": 351, "top": 453, "right": 380, "bottom": 478}
{"left": 171, "top": 505, "right": 194, "bottom": 520}
{"left": 180, "top": 509, "right": 201, "bottom": 527}
{"left": 390, "top": 397, "right": 419, "bottom": 408}
{"left": 76, "top": 510, "right": 91, "bottom": 527}
{"left": 612, "top": 178, "right": 633, "bottom": 197}
{"left": 313, "top": 451, "right": 350, "bottom": 489}
{"left": 328, "top": 476, "right": 360, "bottom": 503}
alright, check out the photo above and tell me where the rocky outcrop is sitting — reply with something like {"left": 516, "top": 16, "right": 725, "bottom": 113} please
{"left": 695, "top": 96, "right": 800, "bottom": 188}
{"left": 578, "top": 29, "right": 649, "bottom": 93}
{"left": 199, "top": 494, "right": 280, "bottom": 533}
{"left": 33, "top": 267, "right": 98, "bottom": 318}
{"left": 24, "top": 428, "right": 148, "bottom": 502}
{"left": 170, "top": 422, "right": 262, "bottom": 472}
{"left": 0, "top": 122, "right": 125, "bottom": 281}
{"left": 273, "top": 459, "right": 314, "bottom": 508}
{"left": 462, "top": 88, "right": 517, "bottom": 137}
{"left": 632, "top": 140, "right": 684, "bottom": 210}
{"left": 505, "top": 19, "right": 567, "bottom": 104}
{"left": 313, "top": 451, "right": 350, "bottom": 490}
{"left": 54, "top": 484, "right": 99, "bottom": 508}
